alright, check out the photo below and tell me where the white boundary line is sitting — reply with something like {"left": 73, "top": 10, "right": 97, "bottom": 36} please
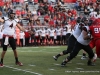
{"left": 4, "top": 65, "right": 42, "bottom": 75}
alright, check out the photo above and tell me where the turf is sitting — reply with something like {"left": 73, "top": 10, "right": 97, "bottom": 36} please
{"left": 0, "top": 46, "right": 100, "bottom": 75}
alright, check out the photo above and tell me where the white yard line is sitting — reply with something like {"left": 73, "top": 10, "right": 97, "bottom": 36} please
{"left": 17, "top": 46, "right": 60, "bottom": 49}
{"left": 4, "top": 65, "right": 42, "bottom": 75}
{"left": 76, "top": 68, "right": 84, "bottom": 70}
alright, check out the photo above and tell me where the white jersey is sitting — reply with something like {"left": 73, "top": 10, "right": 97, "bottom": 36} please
{"left": 45, "top": 28, "right": 50, "bottom": 36}
{"left": 35, "top": 29, "right": 40, "bottom": 36}
{"left": 49, "top": 29, "right": 55, "bottom": 37}
{"left": 3, "top": 17, "right": 19, "bottom": 36}
{"left": 89, "top": 11, "right": 97, "bottom": 18}
{"left": 77, "top": 26, "right": 91, "bottom": 45}
{"left": 56, "top": 28, "right": 62, "bottom": 36}
{"left": 62, "top": 28, "right": 67, "bottom": 35}
{"left": 20, "top": 31, "right": 25, "bottom": 39}
{"left": 66, "top": 24, "right": 72, "bottom": 34}
{"left": 72, "top": 24, "right": 82, "bottom": 39}
{"left": 40, "top": 29, "right": 46, "bottom": 37}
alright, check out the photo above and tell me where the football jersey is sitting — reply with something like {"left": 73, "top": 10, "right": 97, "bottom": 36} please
{"left": 72, "top": 24, "right": 82, "bottom": 39}
{"left": 40, "top": 29, "right": 46, "bottom": 37}
{"left": 56, "top": 28, "right": 62, "bottom": 36}
{"left": 77, "top": 26, "right": 91, "bottom": 45}
{"left": 66, "top": 24, "right": 72, "bottom": 34}
{"left": 49, "top": 29, "right": 55, "bottom": 37}
{"left": 89, "top": 11, "right": 97, "bottom": 18}
{"left": 20, "top": 31, "right": 25, "bottom": 39}
{"left": 35, "top": 29, "right": 40, "bottom": 36}
{"left": 89, "top": 25, "right": 100, "bottom": 39}
{"left": 45, "top": 28, "right": 50, "bottom": 36}
{"left": 62, "top": 28, "right": 67, "bottom": 35}
{"left": 3, "top": 17, "right": 19, "bottom": 36}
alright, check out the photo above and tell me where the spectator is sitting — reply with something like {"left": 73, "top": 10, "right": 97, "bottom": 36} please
{"left": 15, "top": 0, "right": 20, "bottom": 5}
{"left": 21, "top": 9, "right": 26, "bottom": 18}
{"left": 28, "top": 0, "right": 34, "bottom": 5}
{"left": 32, "top": 8, "right": 37, "bottom": 15}
{"left": 25, "top": 3, "right": 29, "bottom": 12}
{"left": 19, "top": 31, "right": 25, "bottom": 47}
{"left": 12, "top": 0, "right": 16, "bottom": 5}
{"left": 43, "top": 3, "right": 48, "bottom": 14}
{"left": 84, "top": 6, "right": 90, "bottom": 15}
{"left": 24, "top": 29, "right": 30, "bottom": 46}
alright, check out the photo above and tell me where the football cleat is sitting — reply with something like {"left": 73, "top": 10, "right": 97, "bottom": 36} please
{"left": 87, "top": 60, "right": 95, "bottom": 66}
{"left": 81, "top": 56, "right": 87, "bottom": 60}
{"left": 53, "top": 56, "right": 58, "bottom": 61}
{"left": 16, "top": 61, "right": 23, "bottom": 66}
{"left": 0, "top": 62, "right": 4, "bottom": 67}
{"left": 61, "top": 60, "right": 67, "bottom": 67}
{"left": 61, "top": 62, "right": 66, "bottom": 67}
{"left": 93, "top": 53, "right": 97, "bottom": 62}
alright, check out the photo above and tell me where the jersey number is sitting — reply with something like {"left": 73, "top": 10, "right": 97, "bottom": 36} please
{"left": 9, "top": 23, "right": 13, "bottom": 28}
{"left": 94, "top": 28, "right": 100, "bottom": 33}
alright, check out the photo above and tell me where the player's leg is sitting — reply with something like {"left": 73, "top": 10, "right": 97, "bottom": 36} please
{"left": 81, "top": 50, "right": 87, "bottom": 59}
{"left": 61, "top": 41, "right": 82, "bottom": 66}
{"left": 51, "top": 37, "right": 54, "bottom": 45}
{"left": 64, "top": 35, "right": 66, "bottom": 45}
{"left": 83, "top": 45, "right": 95, "bottom": 66}
{"left": 95, "top": 40, "right": 100, "bottom": 58}
{"left": 53, "top": 35, "right": 76, "bottom": 61}
{"left": 66, "top": 33, "right": 71, "bottom": 45}
{"left": 9, "top": 37, "right": 23, "bottom": 66}
{"left": 0, "top": 37, "right": 8, "bottom": 67}
{"left": 81, "top": 39, "right": 95, "bottom": 59}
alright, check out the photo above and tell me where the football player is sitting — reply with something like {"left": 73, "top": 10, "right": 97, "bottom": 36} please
{"left": 0, "top": 11, "right": 27, "bottom": 67}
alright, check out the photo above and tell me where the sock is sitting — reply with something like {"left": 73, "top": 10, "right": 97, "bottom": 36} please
{"left": 83, "top": 53, "right": 86, "bottom": 56}
{"left": 15, "top": 57, "right": 18, "bottom": 63}
{"left": 56, "top": 54, "right": 61, "bottom": 58}
{"left": 63, "top": 60, "right": 67, "bottom": 63}
{"left": 1, "top": 58, "right": 3, "bottom": 64}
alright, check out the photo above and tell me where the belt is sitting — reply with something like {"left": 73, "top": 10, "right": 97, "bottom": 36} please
{"left": 3, "top": 34, "right": 13, "bottom": 38}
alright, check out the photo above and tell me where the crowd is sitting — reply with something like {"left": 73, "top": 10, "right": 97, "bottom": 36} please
{"left": 0, "top": 0, "right": 100, "bottom": 47}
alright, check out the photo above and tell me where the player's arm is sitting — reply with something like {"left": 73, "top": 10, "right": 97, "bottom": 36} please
{"left": 17, "top": 24, "right": 33, "bottom": 34}
{"left": 16, "top": 23, "right": 26, "bottom": 32}
{"left": 83, "top": 30, "right": 90, "bottom": 40}
{"left": 0, "top": 11, "right": 4, "bottom": 23}
{"left": 0, "top": 18, "right": 4, "bottom": 23}
{"left": 82, "top": 27, "right": 91, "bottom": 40}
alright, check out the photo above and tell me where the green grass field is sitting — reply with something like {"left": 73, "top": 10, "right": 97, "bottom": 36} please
{"left": 0, "top": 46, "right": 100, "bottom": 75}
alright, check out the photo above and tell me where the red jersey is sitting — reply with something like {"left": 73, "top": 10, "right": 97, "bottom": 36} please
{"left": 90, "top": 25, "right": 100, "bottom": 40}
{"left": 24, "top": 32, "right": 30, "bottom": 38}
